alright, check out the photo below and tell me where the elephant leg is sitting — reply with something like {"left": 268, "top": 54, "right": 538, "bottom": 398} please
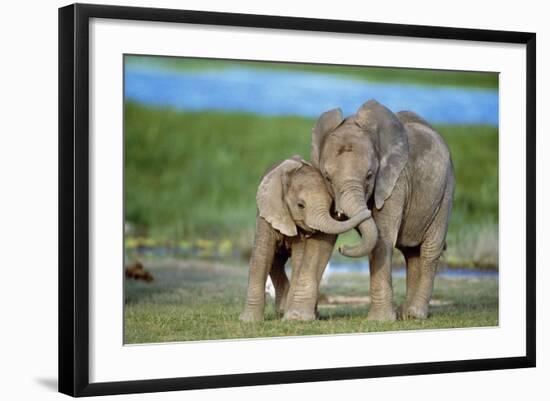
{"left": 398, "top": 246, "right": 422, "bottom": 319}
{"left": 314, "top": 235, "right": 336, "bottom": 318}
{"left": 240, "top": 217, "right": 278, "bottom": 322}
{"left": 403, "top": 253, "right": 439, "bottom": 320}
{"left": 366, "top": 180, "right": 405, "bottom": 321}
{"left": 367, "top": 240, "right": 397, "bottom": 321}
{"left": 284, "top": 233, "right": 336, "bottom": 321}
{"left": 270, "top": 250, "right": 290, "bottom": 316}
{"left": 283, "top": 238, "right": 306, "bottom": 312}
{"left": 405, "top": 181, "right": 453, "bottom": 320}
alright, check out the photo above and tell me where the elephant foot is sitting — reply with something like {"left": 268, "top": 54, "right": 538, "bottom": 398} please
{"left": 239, "top": 308, "right": 264, "bottom": 322}
{"left": 367, "top": 305, "right": 397, "bottom": 321}
{"left": 283, "top": 307, "right": 316, "bottom": 321}
{"left": 397, "top": 304, "right": 408, "bottom": 320}
{"left": 399, "top": 302, "right": 429, "bottom": 320}
{"left": 275, "top": 297, "right": 288, "bottom": 317}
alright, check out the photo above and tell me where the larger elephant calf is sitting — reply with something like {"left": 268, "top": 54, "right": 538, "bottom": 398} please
{"left": 311, "top": 100, "right": 455, "bottom": 321}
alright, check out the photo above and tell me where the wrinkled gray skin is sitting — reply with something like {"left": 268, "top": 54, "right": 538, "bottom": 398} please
{"left": 240, "top": 156, "right": 370, "bottom": 322}
{"left": 312, "top": 100, "right": 455, "bottom": 321}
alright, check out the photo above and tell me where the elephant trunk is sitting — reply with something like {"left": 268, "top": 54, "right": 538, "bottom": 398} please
{"left": 337, "top": 183, "right": 378, "bottom": 257}
{"left": 309, "top": 207, "right": 371, "bottom": 235}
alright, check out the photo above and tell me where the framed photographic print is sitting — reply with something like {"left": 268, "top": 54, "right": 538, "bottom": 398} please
{"left": 58, "top": 3, "right": 536, "bottom": 397}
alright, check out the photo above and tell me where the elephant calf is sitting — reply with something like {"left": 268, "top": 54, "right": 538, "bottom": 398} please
{"left": 240, "top": 156, "right": 370, "bottom": 322}
{"left": 311, "top": 100, "right": 455, "bottom": 321}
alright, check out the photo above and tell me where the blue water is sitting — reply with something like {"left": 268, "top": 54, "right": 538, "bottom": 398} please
{"left": 125, "top": 65, "right": 498, "bottom": 126}
{"left": 326, "top": 261, "right": 498, "bottom": 280}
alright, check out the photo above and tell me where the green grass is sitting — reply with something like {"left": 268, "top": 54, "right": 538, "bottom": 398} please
{"left": 124, "top": 103, "right": 498, "bottom": 267}
{"left": 124, "top": 103, "right": 314, "bottom": 238}
{"left": 126, "top": 55, "right": 498, "bottom": 89}
{"left": 124, "top": 260, "right": 498, "bottom": 343}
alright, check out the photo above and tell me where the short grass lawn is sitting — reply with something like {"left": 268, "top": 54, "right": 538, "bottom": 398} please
{"left": 124, "top": 259, "right": 499, "bottom": 344}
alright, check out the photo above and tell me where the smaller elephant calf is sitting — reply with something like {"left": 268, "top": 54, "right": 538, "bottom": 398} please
{"left": 240, "top": 155, "right": 370, "bottom": 322}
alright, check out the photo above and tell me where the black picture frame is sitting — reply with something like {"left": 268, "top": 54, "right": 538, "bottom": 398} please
{"left": 58, "top": 3, "right": 536, "bottom": 397}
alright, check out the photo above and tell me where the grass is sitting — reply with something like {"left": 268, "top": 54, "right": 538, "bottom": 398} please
{"left": 124, "top": 103, "right": 314, "bottom": 238}
{"left": 124, "top": 259, "right": 498, "bottom": 344}
{"left": 124, "top": 103, "right": 498, "bottom": 267}
{"left": 126, "top": 55, "right": 499, "bottom": 89}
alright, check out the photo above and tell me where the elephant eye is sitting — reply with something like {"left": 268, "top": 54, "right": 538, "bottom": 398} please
{"left": 366, "top": 170, "right": 373, "bottom": 179}
{"left": 325, "top": 175, "right": 332, "bottom": 183}
{"left": 297, "top": 201, "right": 306, "bottom": 209}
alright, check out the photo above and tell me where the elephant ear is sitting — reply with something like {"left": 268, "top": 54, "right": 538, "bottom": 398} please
{"left": 289, "top": 154, "right": 312, "bottom": 167}
{"left": 257, "top": 158, "right": 303, "bottom": 236}
{"left": 311, "top": 108, "right": 344, "bottom": 169}
{"left": 356, "top": 100, "right": 409, "bottom": 210}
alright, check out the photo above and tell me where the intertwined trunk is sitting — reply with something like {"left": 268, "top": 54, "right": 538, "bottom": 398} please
{"left": 309, "top": 206, "right": 370, "bottom": 235}
{"left": 337, "top": 181, "right": 378, "bottom": 257}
